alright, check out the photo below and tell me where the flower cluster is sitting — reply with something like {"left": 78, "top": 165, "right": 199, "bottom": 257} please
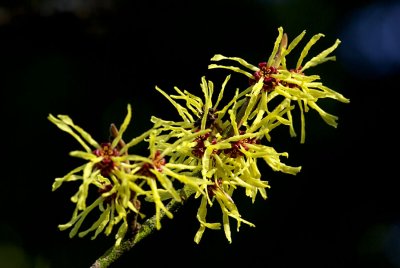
{"left": 209, "top": 26, "right": 350, "bottom": 143}
{"left": 49, "top": 26, "right": 349, "bottom": 246}
{"left": 48, "top": 105, "right": 209, "bottom": 246}
{"left": 153, "top": 74, "right": 301, "bottom": 243}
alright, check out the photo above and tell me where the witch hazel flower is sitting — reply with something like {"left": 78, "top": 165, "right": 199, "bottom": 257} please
{"left": 48, "top": 104, "right": 156, "bottom": 246}
{"left": 191, "top": 100, "right": 302, "bottom": 244}
{"left": 120, "top": 128, "right": 212, "bottom": 230}
{"left": 152, "top": 74, "right": 301, "bottom": 243}
{"left": 208, "top": 26, "right": 350, "bottom": 143}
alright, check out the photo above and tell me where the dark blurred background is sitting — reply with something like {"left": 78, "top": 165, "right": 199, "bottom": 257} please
{"left": 1, "top": 0, "right": 399, "bottom": 267}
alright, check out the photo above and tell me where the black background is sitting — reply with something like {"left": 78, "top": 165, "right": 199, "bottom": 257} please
{"left": 1, "top": 0, "right": 399, "bottom": 267}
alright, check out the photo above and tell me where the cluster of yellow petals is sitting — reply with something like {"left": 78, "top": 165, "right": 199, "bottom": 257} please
{"left": 49, "top": 26, "right": 349, "bottom": 246}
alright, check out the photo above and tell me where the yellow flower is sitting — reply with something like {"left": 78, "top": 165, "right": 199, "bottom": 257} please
{"left": 120, "top": 130, "right": 211, "bottom": 230}
{"left": 153, "top": 75, "right": 301, "bottom": 243}
{"left": 208, "top": 26, "right": 350, "bottom": 143}
{"left": 48, "top": 104, "right": 153, "bottom": 246}
{"left": 191, "top": 102, "right": 301, "bottom": 243}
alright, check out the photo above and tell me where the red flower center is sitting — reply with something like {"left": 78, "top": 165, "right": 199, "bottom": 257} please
{"left": 224, "top": 132, "right": 259, "bottom": 158}
{"left": 249, "top": 62, "right": 279, "bottom": 92}
{"left": 93, "top": 142, "right": 120, "bottom": 176}
{"left": 137, "top": 150, "right": 166, "bottom": 178}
